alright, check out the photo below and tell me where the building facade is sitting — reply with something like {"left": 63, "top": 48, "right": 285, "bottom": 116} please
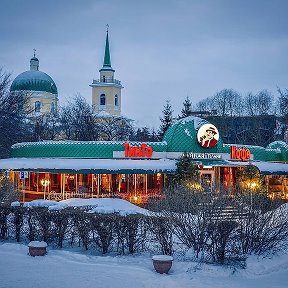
{"left": 10, "top": 52, "right": 58, "bottom": 116}
{"left": 1, "top": 116, "right": 288, "bottom": 205}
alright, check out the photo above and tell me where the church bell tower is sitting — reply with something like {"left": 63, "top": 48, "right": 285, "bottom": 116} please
{"left": 90, "top": 27, "right": 123, "bottom": 116}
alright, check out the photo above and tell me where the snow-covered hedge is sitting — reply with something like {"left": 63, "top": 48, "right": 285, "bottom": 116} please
{"left": 0, "top": 194, "right": 287, "bottom": 264}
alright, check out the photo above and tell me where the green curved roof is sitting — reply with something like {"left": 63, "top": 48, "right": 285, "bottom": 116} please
{"left": 163, "top": 116, "right": 224, "bottom": 153}
{"left": 9, "top": 117, "right": 288, "bottom": 163}
{"left": 11, "top": 141, "right": 166, "bottom": 158}
{"left": 222, "top": 144, "right": 283, "bottom": 162}
{"left": 266, "top": 141, "right": 288, "bottom": 151}
{"left": 10, "top": 70, "right": 58, "bottom": 95}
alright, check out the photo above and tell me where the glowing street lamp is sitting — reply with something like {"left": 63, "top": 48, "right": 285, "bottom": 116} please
{"left": 247, "top": 180, "right": 258, "bottom": 207}
{"left": 41, "top": 179, "right": 50, "bottom": 199}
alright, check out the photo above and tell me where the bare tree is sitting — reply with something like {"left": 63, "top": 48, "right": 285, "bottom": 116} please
{"left": 97, "top": 115, "right": 133, "bottom": 141}
{"left": 278, "top": 87, "right": 288, "bottom": 118}
{"left": 0, "top": 68, "right": 32, "bottom": 158}
{"left": 59, "top": 94, "right": 99, "bottom": 141}
{"left": 213, "top": 89, "right": 242, "bottom": 117}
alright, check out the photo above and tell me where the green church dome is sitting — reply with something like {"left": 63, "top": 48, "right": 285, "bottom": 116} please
{"left": 163, "top": 116, "right": 224, "bottom": 153}
{"left": 10, "top": 70, "right": 58, "bottom": 95}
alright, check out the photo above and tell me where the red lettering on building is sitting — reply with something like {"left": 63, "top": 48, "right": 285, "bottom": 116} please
{"left": 230, "top": 146, "right": 251, "bottom": 161}
{"left": 124, "top": 143, "right": 153, "bottom": 158}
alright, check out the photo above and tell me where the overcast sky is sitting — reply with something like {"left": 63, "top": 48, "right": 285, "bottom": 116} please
{"left": 1, "top": 0, "right": 288, "bottom": 128}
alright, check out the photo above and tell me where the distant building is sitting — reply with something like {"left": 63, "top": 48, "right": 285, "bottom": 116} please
{"left": 205, "top": 115, "right": 277, "bottom": 147}
{"left": 90, "top": 29, "right": 123, "bottom": 116}
{"left": 10, "top": 51, "right": 58, "bottom": 116}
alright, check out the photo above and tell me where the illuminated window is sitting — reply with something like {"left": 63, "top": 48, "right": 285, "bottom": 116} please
{"left": 35, "top": 101, "right": 41, "bottom": 112}
{"left": 100, "top": 94, "right": 106, "bottom": 106}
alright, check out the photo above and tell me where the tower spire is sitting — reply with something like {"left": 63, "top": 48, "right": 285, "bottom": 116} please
{"left": 102, "top": 25, "right": 113, "bottom": 69}
{"left": 30, "top": 49, "right": 39, "bottom": 71}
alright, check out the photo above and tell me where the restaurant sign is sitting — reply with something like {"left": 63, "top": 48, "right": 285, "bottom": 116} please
{"left": 184, "top": 152, "right": 222, "bottom": 160}
{"left": 197, "top": 124, "right": 219, "bottom": 149}
{"left": 230, "top": 146, "right": 251, "bottom": 161}
{"left": 124, "top": 143, "right": 153, "bottom": 158}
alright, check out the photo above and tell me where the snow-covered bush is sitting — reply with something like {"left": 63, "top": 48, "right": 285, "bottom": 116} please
{"left": 148, "top": 215, "right": 174, "bottom": 256}
{"left": 90, "top": 213, "right": 117, "bottom": 254}
{"left": 0, "top": 206, "right": 10, "bottom": 240}
{"left": 50, "top": 208, "right": 74, "bottom": 248}
{"left": 114, "top": 213, "right": 148, "bottom": 255}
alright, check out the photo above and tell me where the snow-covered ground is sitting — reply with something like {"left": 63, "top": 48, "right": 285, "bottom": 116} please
{"left": 4, "top": 198, "right": 288, "bottom": 287}
{"left": 0, "top": 243, "right": 288, "bottom": 288}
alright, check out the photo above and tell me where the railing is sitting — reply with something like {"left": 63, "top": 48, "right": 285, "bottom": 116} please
{"left": 92, "top": 79, "right": 121, "bottom": 85}
{"left": 45, "top": 189, "right": 162, "bottom": 205}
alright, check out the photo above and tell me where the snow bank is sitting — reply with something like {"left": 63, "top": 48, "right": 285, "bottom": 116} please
{"left": 11, "top": 201, "right": 20, "bottom": 207}
{"left": 60, "top": 198, "right": 149, "bottom": 215}
{"left": 23, "top": 199, "right": 59, "bottom": 208}
{"left": 1, "top": 243, "right": 288, "bottom": 288}
{"left": 21, "top": 198, "right": 149, "bottom": 215}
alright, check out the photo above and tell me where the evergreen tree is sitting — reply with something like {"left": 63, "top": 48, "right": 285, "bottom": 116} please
{"left": 150, "top": 127, "right": 159, "bottom": 142}
{"left": 168, "top": 152, "right": 200, "bottom": 189}
{"left": 132, "top": 127, "right": 151, "bottom": 142}
{"left": 236, "top": 165, "right": 264, "bottom": 192}
{"left": 159, "top": 100, "right": 173, "bottom": 140}
{"left": 180, "top": 96, "right": 193, "bottom": 118}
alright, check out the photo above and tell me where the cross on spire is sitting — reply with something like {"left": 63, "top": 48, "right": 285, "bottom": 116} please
{"left": 33, "top": 48, "right": 36, "bottom": 58}
{"left": 106, "top": 24, "right": 109, "bottom": 33}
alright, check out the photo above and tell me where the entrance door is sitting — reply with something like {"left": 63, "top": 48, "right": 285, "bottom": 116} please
{"left": 200, "top": 170, "right": 215, "bottom": 192}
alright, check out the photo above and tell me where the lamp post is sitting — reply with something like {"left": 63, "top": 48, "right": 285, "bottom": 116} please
{"left": 41, "top": 179, "right": 50, "bottom": 200}
{"left": 247, "top": 181, "right": 257, "bottom": 208}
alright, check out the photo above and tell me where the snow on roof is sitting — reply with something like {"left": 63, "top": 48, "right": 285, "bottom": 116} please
{"left": 223, "top": 143, "right": 266, "bottom": 150}
{"left": 0, "top": 158, "right": 176, "bottom": 172}
{"left": 94, "top": 110, "right": 113, "bottom": 117}
{"left": 267, "top": 141, "right": 288, "bottom": 150}
{"left": 227, "top": 160, "right": 288, "bottom": 175}
{"left": 13, "top": 70, "right": 53, "bottom": 82}
{"left": 12, "top": 140, "right": 166, "bottom": 149}
{"left": 171, "top": 116, "right": 208, "bottom": 130}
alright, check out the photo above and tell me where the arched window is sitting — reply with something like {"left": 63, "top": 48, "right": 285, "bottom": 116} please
{"left": 35, "top": 101, "right": 41, "bottom": 112}
{"left": 115, "top": 94, "right": 118, "bottom": 106}
{"left": 100, "top": 94, "right": 106, "bottom": 106}
{"left": 51, "top": 102, "right": 55, "bottom": 114}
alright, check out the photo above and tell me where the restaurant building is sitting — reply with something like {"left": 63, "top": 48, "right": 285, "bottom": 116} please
{"left": 1, "top": 116, "right": 288, "bottom": 204}
{"left": 2, "top": 29, "right": 288, "bottom": 204}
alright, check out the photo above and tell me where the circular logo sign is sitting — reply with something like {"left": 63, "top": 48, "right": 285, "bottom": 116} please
{"left": 197, "top": 124, "right": 219, "bottom": 149}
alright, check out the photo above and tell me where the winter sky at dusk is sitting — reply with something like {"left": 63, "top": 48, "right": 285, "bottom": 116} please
{"left": 1, "top": 0, "right": 288, "bottom": 127}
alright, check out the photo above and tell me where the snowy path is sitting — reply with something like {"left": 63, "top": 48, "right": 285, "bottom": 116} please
{"left": 0, "top": 243, "right": 287, "bottom": 288}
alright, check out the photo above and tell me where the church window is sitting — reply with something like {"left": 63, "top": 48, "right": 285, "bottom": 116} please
{"left": 35, "top": 101, "right": 41, "bottom": 112}
{"left": 115, "top": 95, "right": 118, "bottom": 106}
{"left": 51, "top": 102, "right": 55, "bottom": 114}
{"left": 100, "top": 94, "right": 106, "bottom": 106}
